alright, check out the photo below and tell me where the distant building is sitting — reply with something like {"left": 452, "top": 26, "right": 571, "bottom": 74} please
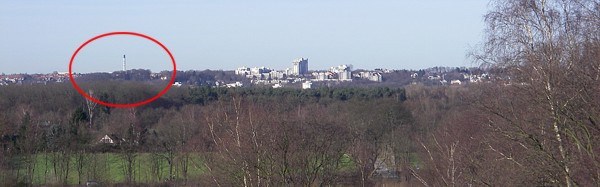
{"left": 339, "top": 71, "right": 351, "bottom": 81}
{"left": 269, "top": 71, "right": 286, "bottom": 79}
{"left": 371, "top": 73, "right": 382, "bottom": 82}
{"left": 428, "top": 75, "right": 441, "bottom": 80}
{"left": 99, "top": 135, "right": 117, "bottom": 144}
{"left": 331, "top": 64, "right": 352, "bottom": 81}
{"left": 226, "top": 82, "right": 243, "bottom": 88}
{"left": 302, "top": 81, "right": 312, "bottom": 89}
{"left": 292, "top": 58, "right": 309, "bottom": 76}
{"left": 235, "top": 66, "right": 251, "bottom": 75}
{"left": 316, "top": 72, "right": 327, "bottom": 80}
{"left": 358, "top": 72, "right": 382, "bottom": 82}
{"left": 411, "top": 73, "right": 418, "bottom": 79}
{"left": 237, "top": 66, "right": 274, "bottom": 80}
{"left": 251, "top": 67, "right": 271, "bottom": 75}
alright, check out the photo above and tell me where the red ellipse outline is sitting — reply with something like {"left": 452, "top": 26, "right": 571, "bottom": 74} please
{"left": 69, "top": 31, "right": 177, "bottom": 108}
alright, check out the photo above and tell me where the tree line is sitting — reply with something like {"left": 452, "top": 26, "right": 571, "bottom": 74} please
{"left": 0, "top": 83, "right": 414, "bottom": 186}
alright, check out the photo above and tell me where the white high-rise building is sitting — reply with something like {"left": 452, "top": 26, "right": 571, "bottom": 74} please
{"left": 292, "top": 58, "right": 308, "bottom": 76}
{"left": 339, "top": 70, "right": 351, "bottom": 81}
{"left": 331, "top": 64, "right": 352, "bottom": 81}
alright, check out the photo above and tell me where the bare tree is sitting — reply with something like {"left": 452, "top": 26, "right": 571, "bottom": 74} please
{"left": 85, "top": 90, "right": 98, "bottom": 129}
{"left": 14, "top": 105, "right": 43, "bottom": 185}
{"left": 472, "top": 0, "right": 600, "bottom": 186}
{"left": 203, "top": 95, "right": 353, "bottom": 186}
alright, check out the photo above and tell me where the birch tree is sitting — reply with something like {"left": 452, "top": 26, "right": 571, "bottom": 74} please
{"left": 473, "top": 0, "right": 600, "bottom": 185}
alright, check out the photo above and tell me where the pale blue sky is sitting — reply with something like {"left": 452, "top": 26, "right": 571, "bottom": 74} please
{"left": 0, "top": 0, "right": 489, "bottom": 74}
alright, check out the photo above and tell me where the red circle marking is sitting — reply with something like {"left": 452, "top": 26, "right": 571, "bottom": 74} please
{"left": 69, "top": 31, "right": 177, "bottom": 108}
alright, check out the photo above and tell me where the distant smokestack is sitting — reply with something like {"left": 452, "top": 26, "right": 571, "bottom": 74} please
{"left": 122, "top": 54, "right": 126, "bottom": 71}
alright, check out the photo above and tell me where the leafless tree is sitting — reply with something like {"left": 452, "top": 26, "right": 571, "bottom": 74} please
{"left": 202, "top": 96, "right": 353, "bottom": 186}
{"left": 472, "top": 0, "right": 600, "bottom": 186}
{"left": 85, "top": 90, "right": 98, "bottom": 129}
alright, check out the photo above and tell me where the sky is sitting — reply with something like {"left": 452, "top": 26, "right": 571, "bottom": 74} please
{"left": 0, "top": 0, "right": 489, "bottom": 74}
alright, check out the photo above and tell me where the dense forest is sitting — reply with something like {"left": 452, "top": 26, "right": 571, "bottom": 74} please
{"left": 2, "top": 0, "right": 600, "bottom": 186}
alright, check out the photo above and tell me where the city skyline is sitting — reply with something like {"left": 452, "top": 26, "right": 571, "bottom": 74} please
{"left": 1, "top": 1, "right": 488, "bottom": 74}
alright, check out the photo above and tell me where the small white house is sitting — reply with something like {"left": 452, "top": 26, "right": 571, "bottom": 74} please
{"left": 450, "top": 80, "right": 462, "bottom": 85}
{"left": 411, "top": 73, "right": 419, "bottom": 79}
{"left": 302, "top": 81, "right": 312, "bottom": 89}
{"left": 99, "top": 135, "right": 115, "bottom": 144}
{"left": 226, "top": 82, "right": 243, "bottom": 88}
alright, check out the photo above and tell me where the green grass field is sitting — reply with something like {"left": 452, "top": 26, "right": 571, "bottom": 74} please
{"left": 2, "top": 152, "right": 420, "bottom": 185}
{"left": 5, "top": 152, "right": 206, "bottom": 185}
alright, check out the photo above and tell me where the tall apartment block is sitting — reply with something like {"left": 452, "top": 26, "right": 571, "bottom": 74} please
{"left": 292, "top": 58, "right": 308, "bottom": 76}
